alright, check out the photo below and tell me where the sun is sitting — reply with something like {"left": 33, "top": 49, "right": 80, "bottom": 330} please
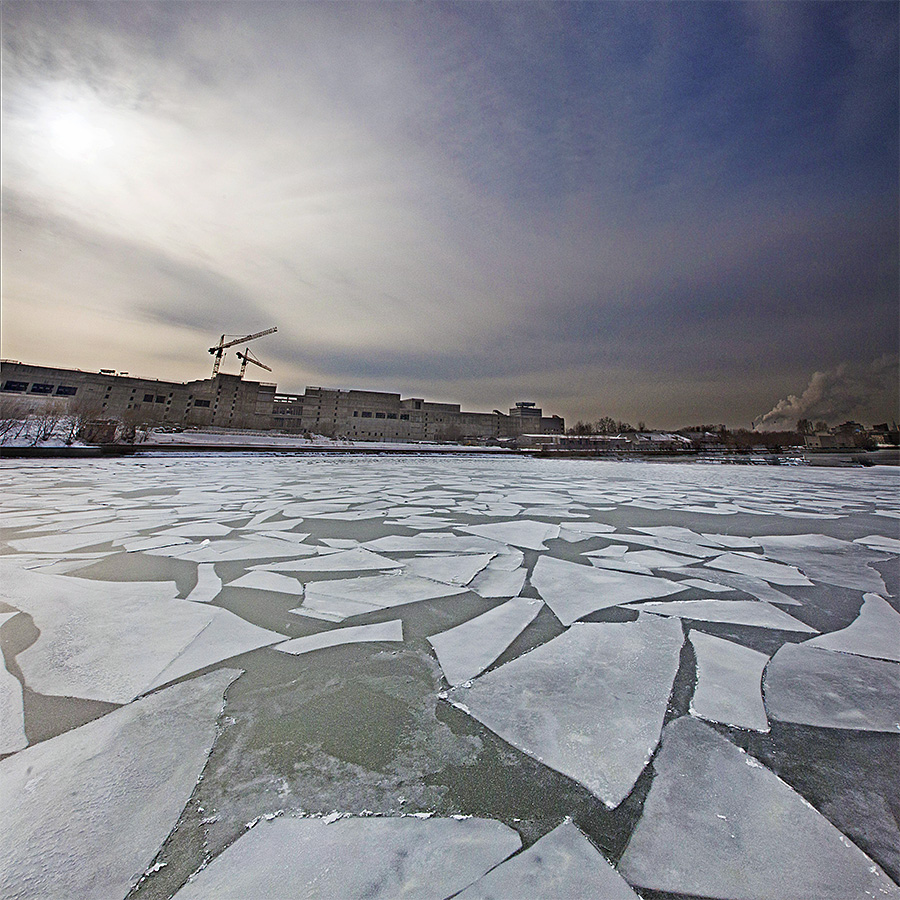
{"left": 47, "top": 110, "right": 112, "bottom": 160}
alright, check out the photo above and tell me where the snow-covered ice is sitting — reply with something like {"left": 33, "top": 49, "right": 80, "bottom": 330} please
{"left": 172, "top": 815, "right": 521, "bottom": 900}
{"left": 257, "top": 547, "right": 401, "bottom": 572}
{"left": 632, "top": 598, "right": 817, "bottom": 632}
{"left": 689, "top": 631, "right": 769, "bottom": 731}
{"left": 454, "top": 820, "right": 639, "bottom": 899}
{"left": 530, "top": 555, "right": 687, "bottom": 625}
{"left": 618, "top": 716, "right": 900, "bottom": 899}
{"left": 448, "top": 616, "right": 683, "bottom": 807}
{"left": 0, "top": 610, "right": 27, "bottom": 754}
{"left": 275, "top": 620, "right": 403, "bottom": 656}
{"left": 764, "top": 641, "right": 900, "bottom": 732}
{"left": 428, "top": 597, "right": 542, "bottom": 685}
{"left": 0, "top": 669, "right": 241, "bottom": 900}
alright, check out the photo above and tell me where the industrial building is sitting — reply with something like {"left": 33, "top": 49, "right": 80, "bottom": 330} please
{"left": 0, "top": 360, "right": 564, "bottom": 442}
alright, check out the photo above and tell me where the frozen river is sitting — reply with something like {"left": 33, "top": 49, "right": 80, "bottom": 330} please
{"left": 1, "top": 455, "right": 898, "bottom": 899}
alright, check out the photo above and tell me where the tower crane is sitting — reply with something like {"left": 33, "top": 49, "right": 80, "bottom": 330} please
{"left": 235, "top": 347, "right": 273, "bottom": 379}
{"left": 208, "top": 327, "right": 277, "bottom": 377}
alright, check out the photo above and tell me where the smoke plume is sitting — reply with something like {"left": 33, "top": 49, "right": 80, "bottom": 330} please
{"left": 756, "top": 354, "right": 899, "bottom": 430}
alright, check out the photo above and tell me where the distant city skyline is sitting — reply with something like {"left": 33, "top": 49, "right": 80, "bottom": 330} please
{"left": 2, "top": 2, "right": 897, "bottom": 429}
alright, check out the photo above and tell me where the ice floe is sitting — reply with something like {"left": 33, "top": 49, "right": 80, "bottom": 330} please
{"left": 457, "top": 520, "right": 561, "bottom": 550}
{"left": 0, "top": 611, "right": 27, "bottom": 754}
{"left": 454, "top": 820, "right": 639, "bottom": 899}
{"left": 448, "top": 616, "right": 683, "bottom": 807}
{"left": 0, "top": 669, "right": 241, "bottom": 900}
{"left": 531, "top": 555, "right": 687, "bottom": 625}
{"left": 173, "top": 815, "right": 521, "bottom": 900}
{"left": 854, "top": 534, "right": 900, "bottom": 554}
{"left": 804, "top": 594, "right": 900, "bottom": 662}
{"left": 756, "top": 534, "right": 889, "bottom": 593}
{"left": 689, "top": 631, "right": 769, "bottom": 731}
{"left": 668, "top": 568, "right": 803, "bottom": 605}
{"left": 631, "top": 599, "right": 817, "bottom": 632}
{"left": 705, "top": 551, "right": 814, "bottom": 585}
{"left": 293, "top": 573, "right": 468, "bottom": 623}
{"left": 428, "top": 597, "right": 543, "bottom": 685}
{"left": 255, "top": 547, "right": 401, "bottom": 572}
{"left": 1, "top": 566, "right": 282, "bottom": 703}
{"left": 405, "top": 553, "right": 494, "bottom": 586}
{"left": 275, "top": 620, "right": 403, "bottom": 656}
{"left": 186, "top": 563, "right": 222, "bottom": 603}
{"left": 618, "top": 716, "right": 900, "bottom": 899}
{"left": 468, "top": 565, "right": 528, "bottom": 599}
{"left": 229, "top": 571, "right": 305, "bottom": 595}
{"left": 764, "top": 642, "right": 900, "bottom": 731}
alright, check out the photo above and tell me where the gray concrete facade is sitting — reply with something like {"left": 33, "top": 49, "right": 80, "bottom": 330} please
{"left": 1, "top": 361, "right": 564, "bottom": 442}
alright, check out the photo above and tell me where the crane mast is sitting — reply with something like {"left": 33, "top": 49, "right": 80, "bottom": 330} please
{"left": 208, "top": 327, "right": 277, "bottom": 377}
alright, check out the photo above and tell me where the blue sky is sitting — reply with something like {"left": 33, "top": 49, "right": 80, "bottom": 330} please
{"left": 1, "top": 2, "right": 897, "bottom": 428}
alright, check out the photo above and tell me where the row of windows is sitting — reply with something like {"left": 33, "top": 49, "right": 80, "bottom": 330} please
{"left": 352, "top": 411, "right": 409, "bottom": 420}
{"left": 1, "top": 381, "right": 79, "bottom": 396}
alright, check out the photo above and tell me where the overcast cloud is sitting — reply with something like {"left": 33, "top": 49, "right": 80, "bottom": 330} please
{"left": 1, "top": 2, "right": 897, "bottom": 427}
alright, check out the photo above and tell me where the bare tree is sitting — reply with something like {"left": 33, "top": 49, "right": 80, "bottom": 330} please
{"left": 0, "top": 397, "right": 29, "bottom": 444}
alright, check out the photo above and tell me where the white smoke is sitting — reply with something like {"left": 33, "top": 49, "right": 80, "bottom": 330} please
{"left": 756, "top": 354, "right": 899, "bottom": 430}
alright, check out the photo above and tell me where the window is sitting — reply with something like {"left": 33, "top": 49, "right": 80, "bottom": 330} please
{"left": 30, "top": 383, "right": 54, "bottom": 394}
{"left": 375, "top": 412, "right": 386, "bottom": 419}
{"left": 194, "top": 399, "right": 211, "bottom": 408}
{"left": 56, "top": 385, "right": 77, "bottom": 396}
{"left": 353, "top": 411, "right": 358, "bottom": 417}
{"left": 2, "top": 381, "right": 28, "bottom": 392}
{"left": 361, "top": 411, "right": 372, "bottom": 418}
{"left": 144, "top": 394, "right": 154, "bottom": 402}
{"left": 387, "top": 413, "right": 397, "bottom": 419}
{"left": 155, "top": 396, "right": 165, "bottom": 403}
{"left": 400, "top": 413, "right": 409, "bottom": 420}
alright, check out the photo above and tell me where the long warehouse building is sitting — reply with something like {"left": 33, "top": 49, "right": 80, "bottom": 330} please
{"left": 0, "top": 360, "right": 564, "bottom": 442}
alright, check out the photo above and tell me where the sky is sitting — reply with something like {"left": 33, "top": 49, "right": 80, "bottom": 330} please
{"left": 1, "top": 2, "right": 897, "bottom": 430}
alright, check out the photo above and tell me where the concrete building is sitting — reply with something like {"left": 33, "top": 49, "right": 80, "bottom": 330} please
{"left": 0, "top": 360, "right": 564, "bottom": 442}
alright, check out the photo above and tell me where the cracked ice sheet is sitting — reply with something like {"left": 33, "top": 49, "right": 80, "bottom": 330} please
{"left": 704, "top": 552, "right": 814, "bottom": 586}
{"left": 0, "top": 669, "right": 241, "bottom": 900}
{"left": 449, "top": 616, "right": 683, "bottom": 808}
{"left": 0, "top": 565, "right": 281, "bottom": 704}
{"left": 618, "top": 716, "right": 900, "bottom": 899}
{"left": 294, "top": 573, "right": 468, "bottom": 622}
{"left": 689, "top": 631, "right": 769, "bottom": 731}
{"left": 632, "top": 599, "right": 817, "bottom": 633}
{"left": 173, "top": 816, "right": 521, "bottom": 900}
{"left": 455, "top": 820, "right": 639, "bottom": 900}
{"left": 275, "top": 620, "right": 403, "bottom": 656}
{"left": 805, "top": 594, "right": 900, "bottom": 662}
{"left": 531, "top": 555, "right": 687, "bottom": 626}
{"left": 764, "top": 642, "right": 900, "bottom": 732}
{"left": 429, "top": 597, "right": 543, "bottom": 685}
{"left": 457, "top": 520, "right": 561, "bottom": 550}
{"left": 756, "top": 534, "right": 889, "bottom": 593}
{"left": 144, "top": 536, "right": 317, "bottom": 562}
